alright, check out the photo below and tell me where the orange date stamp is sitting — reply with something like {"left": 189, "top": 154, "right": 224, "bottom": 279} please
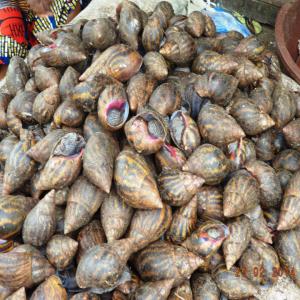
{"left": 235, "top": 266, "right": 296, "bottom": 279}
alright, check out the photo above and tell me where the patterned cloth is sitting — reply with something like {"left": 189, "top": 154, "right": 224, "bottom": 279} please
{"left": 0, "top": 0, "right": 79, "bottom": 65}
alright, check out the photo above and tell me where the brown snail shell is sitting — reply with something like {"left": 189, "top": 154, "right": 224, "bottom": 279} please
{"left": 198, "top": 103, "right": 245, "bottom": 147}
{"left": 197, "top": 185, "right": 224, "bottom": 221}
{"left": 185, "top": 11, "right": 205, "bottom": 38}
{"left": 35, "top": 133, "right": 85, "bottom": 190}
{"left": 182, "top": 220, "right": 229, "bottom": 258}
{"left": 230, "top": 97, "right": 275, "bottom": 136}
{"left": 34, "top": 65, "right": 61, "bottom": 92}
{"left": 142, "top": 15, "right": 164, "bottom": 52}
{"left": 274, "top": 227, "right": 300, "bottom": 287}
{"left": 3, "top": 137, "right": 36, "bottom": 195}
{"left": 0, "top": 195, "right": 37, "bottom": 239}
{"left": 168, "top": 280, "right": 193, "bottom": 300}
{"left": 64, "top": 176, "right": 107, "bottom": 234}
{"left": 46, "top": 234, "right": 78, "bottom": 270}
{"left": 70, "top": 292, "right": 101, "bottom": 300}
{"left": 27, "top": 129, "right": 66, "bottom": 164}
{"left": 143, "top": 52, "right": 169, "bottom": 81}
{"left": 127, "top": 203, "right": 172, "bottom": 250}
{"left": 195, "top": 37, "right": 221, "bottom": 55}
{"left": 22, "top": 190, "right": 56, "bottom": 246}
{"left": 33, "top": 85, "right": 60, "bottom": 124}
{"left": 213, "top": 265, "right": 257, "bottom": 299}
{"left": 160, "top": 31, "right": 196, "bottom": 65}
{"left": 245, "top": 205, "right": 273, "bottom": 244}
{"left": 98, "top": 84, "right": 129, "bottom": 131}
{"left": 259, "top": 50, "right": 281, "bottom": 81}
{"left": 0, "top": 93, "right": 11, "bottom": 129}
{"left": 27, "top": 44, "right": 45, "bottom": 71}
{"left": 134, "top": 240, "right": 204, "bottom": 287}
{"left": 6, "top": 56, "right": 29, "bottom": 96}
{"left": 149, "top": 82, "right": 181, "bottom": 116}
{"left": 77, "top": 220, "right": 106, "bottom": 263}
{"left": 271, "top": 85, "right": 296, "bottom": 128}
{"left": 117, "top": 270, "right": 141, "bottom": 295}
{"left": 204, "top": 15, "right": 216, "bottom": 37}
{"left": 83, "top": 132, "right": 119, "bottom": 193}
{"left": 277, "top": 169, "right": 293, "bottom": 191}
{"left": 194, "top": 72, "right": 239, "bottom": 106}
{"left": 192, "top": 50, "right": 238, "bottom": 75}
{"left": 130, "top": 279, "right": 174, "bottom": 300}
{"left": 114, "top": 148, "right": 163, "bottom": 209}
{"left": 155, "top": 143, "right": 186, "bottom": 171}
{"left": 101, "top": 190, "right": 133, "bottom": 242}
{"left": 59, "top": 66, "right": 80, "bottom": 101}
{"left": 191, "top": 272, "right": 220, "bottom": 300}
{"left": 127, "top": 73, "right": 157, "bottom": 112}
{"left": 245, "top": 160, "right": 282, "bottom": 208}
{"left": 5, "top": 287, "right": 26, "bottom": 300}
{"left": 169, "top": 110, "right": 200, "bottom": 156}
{"left": 283, "top": 118, "right": 300, "bottom": 151}
{"left": 6, "top": 91, "right": 38, "bottom": 136}
{"left": 222, "top": 216, "right": 252, "bottom": 270}
{"left": 80, "top": 44, "right": 143, "bottom": 82}
{"left": 53, "top": 100, "right": 85, "bottom": 128}
{"left": 254, "top": 129, "right": 279, "bottom": 161}
{"left": 82, "top": 18, "right": 117, "bottom": 50}
{"left": 223, "top": 170, "right": 260, "bottom": 218}
{"left": 272, "top": 149, "right": 300, "bottom": 172}
{"left": 76, "top": 238, "right": 137, "bottom": 289}
{"left": 154, "top": 1, "right": 174, "bottom": 26}
{"left": 0, "top": 135, "right": 18, "bottom": 164}
{"left": 25, "top": 78, "right": 38, "bottom": 92}
{"left": 158, "top": 169, "right": 204, "bottom": 207}
{"left": 30, "top": 275, "right": 67, "bottom": 300}
{"left": 166, "top": 195, "right": 197, "bottom": 244}
{"left": 168, "top": 15, "right": 187, "bottom": 29}
{"left": 0, "top": 244, "right": 55, "bottom": 289}
{"left": 125, "top": 110, "right": 167, "bottom": 155}
{"left": 249, "top": 83, "right": 274, "bottom": 114}
{"left": 234, "top": 36, "right": 265, "bottom": 60}
{"left": 277, "top": 170, "right": 300, "bottom": 231}
{"left": 182, "top": 144, "right": 231, "bottom": 185}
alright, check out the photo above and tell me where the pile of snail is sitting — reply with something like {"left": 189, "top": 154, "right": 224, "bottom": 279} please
{"left": 1, "top": 1, "right": 300, "bottom": 299}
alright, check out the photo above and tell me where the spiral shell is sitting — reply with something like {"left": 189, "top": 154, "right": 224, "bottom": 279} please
{"left": 143, "top": 52, "right": 169, "bottom": 81}
{"left": 114, "top": 147, "right": 162, "bottom": 209}
{"left": 168, "top": 280, "right": 193, "bottom": 300}
{"left": 277, "top": 169, "right": 293, "bottom": 191}
{"left": 134, "top": 240, "right": 204, "bottom": 286}
{"left": 204, "top": 15, "right": 216, "bottom": 37}
{"left": 182, "top": 144, "right": 231, "bottom": 185}
{"left": 195, "top": 37, "right": 221, "bottom": 55}
{"left": 34, "top": 65, "right": 61, "bottom": 91}
{"left": 101, "top": 190, "right": 133, "bottom": 242}
{"left": 234, "top": 36, "right": 265, "bottom": 60}
{"left": 191, "top": 272, "right": 220, "bottom": 300}
{"left": 27, "top": 44, "right": 45, "bottom": 71}
{"left": 0, "top": 93, "right": 11, "bottom": 129}
{"left": 142, "top": 16, "right": 164, "bottom": 52}
{"left": 0, "top": 135, "right": 18, "bottom": 165}
{"left": 254, "top": 129, "right": 279, "bottom": 161}
{"left": 198, "top": 103, "right": 245, "bottom": 147}
{"left": 185, "top": 11, "right": 205, "bottom": 38}
{"left": 59, "top": 66, "right": 80, "bottom": 101}
{"left": 283, "top": 118, "right": 300, "bottom": 151}
{"left": 64, "top": 176, "right": 106, "bottom": 234}
{"left": 127, "top": 203, "right": 172, "bottom": 250}
{"left": 249, "top": 84, "right": 273, "bottom": 114}
{"left": 82, "top": 18, "right": 117, "bottom": 50}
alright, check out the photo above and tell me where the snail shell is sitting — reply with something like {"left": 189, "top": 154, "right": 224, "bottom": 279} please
{"left": 272, "top": 149, "right": 300, "bottom": 172}
{"left": 5, "top": 287, "right": 26, "bottom": 300}
{"left": 234, "top": 35, "right": 265, "bottom": 60}
{"left": 168, "top": 280, "right": 193, "bottom": 300}
{"left": 0, "top": 135, "right": 18, "bottom": 165}
{"left": 34, "top": 65, "right": 61, "bottom": 92}
{"left": 204, "top": 15, "right": 216, "bottom": 37}
{"left": 185, "top": 11, "right": 205, "bottom": 38}
{"left": 283, "top": 118, "right": 300, "bottom": 151}
{"left": 0, "top": 93, "right": 11, "bottom": 130}
{"left": 143, "top": 52, "right": 169, "bottom": 81}
{"left": 191, "top": 273, "right": 220, "bottom": 300}
{"left": 142, "top": 15, "right": 164, "bottom": 52}
{"left": 59, "top": 66, "right": 80, "bottom": 101}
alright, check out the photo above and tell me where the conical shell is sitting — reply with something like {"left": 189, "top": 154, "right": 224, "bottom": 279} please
{"left": 114, "top": 147, "right": 163, "bottom": 209}
{"left": 80, "top": 44, "right": 142, "bottom": 82}
{"left": 83, "top": 132, "right": 119, "bottom": 193}
{"left": 272, "top": 149, "right": 300, "bottom": 172}
{"left": 131, "top": 279, "right": 174, "bottom": 300}
{"left": 0, "top": 195, "right": 37, "bottom": 239}
{"left": 46, "top": 234, "right": 78, "bottom": 270}
{"left": 143, "top": 52, "right": 168, "bottom": 81}
{"left": 117, "top": 270, "right": 141, "bottom": 295}
{"left": 84, "top": 113, "right": 113, "bottom": 141}
{"left": 254, "top": 129, "right": 278, "bottom": 161}
{"left": 82, "top": 18, "right": 117, "bottom": 50}
{"left": 222, "top": 217, "right": 252, "bottom": 270}
{"left": 277, "top": 171, "right": 300, "bottom": 230}
{"left": 5, "top": 287, "right": 26, "bottom": 300}
{"left": 283, "top": 118, "right": 300, "bottom": 151}
{"left": 182, "top": 144, "right": 231, "bottom": 185}
{"left": 76, "top": 238, "right": 137, "bottom": 289}
{"left": 277, "top": 169, "right": 293, "bottom": 191}
{"left": 249, "top": 84, "right": 273, "bottom": 114}
{"left": 167, "top": 195, "right": 197, "bottom": 244}
{"left": 134, "top": 240, "right": 204, "bottom": 287}
{"left": 35, "top": 133, "right": 85, "bottom": 190}
{"left": 33, "top": 85, "right": 60, "bottom": 124}
{"left": 182, "top": 220, "right": 229, "bottom": 258}
{"left": 22, "top": 190, "right": 56, "bottom": 246}
{"left": 158, "top": 169, "right": 204, "bottom": 206}
{"left": 30, "top": 275, "right": 67, "bottom": 300}
{"left": 127, "top": 73, "right": 157, "bottom": 112}
{"left": 234, "top": 36, "right": 265, "bottom": 60}
{"left": 0, "top": 93, "right": 11, "bottom": 129}
{"left": 185, "top": 11, "right": 205, "bottom": 37}
{"left": 168, "top": 280, "right": 193, "bottom": 300}
{"left": 142, "top": 16, "right": 164, "bottom": 52}
{"left": 223, "top": 170, "right": 260, "bottom": 218}
{"left": 195, "top": 37, "right": 221, "bottom": 55}
{"left": 59, "top": 66, "right": 80, "bottom": 101}
{"left": 101, "top": 190, "right": 133, "bottom": 242}
{"left": 204, "top": 15, "right": 216, "bottom": 37}
{"left": 64, "top": 176, "right": 107, "bottom": 234}
{"left": 27, "top": 44, "right": 44, "bottom": 71}
{"left": 6, "top": 56, "right": 29, "bottom": 96}
{"left": 34, "top": 65, "right": 61, "bottom": 91}
{"left": 198, "top": 103, "right": 245, "bottom": 147}
{"left": 213, "top": 265, "right": 257, "bottom": 299}
{"left": 127, "top": 203, "right": 172, "bottom": 250}
{"left": 0, "top": 135, "right": 18, "bottom": 164}
{"left": 77, "top": 220, "right": 106, "bottom": 263}
{"left": 191, "top": 272, "right": 220, "bottom": 300}
{"left": 245, "top": 160, "right": 282, "bottom": 208}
